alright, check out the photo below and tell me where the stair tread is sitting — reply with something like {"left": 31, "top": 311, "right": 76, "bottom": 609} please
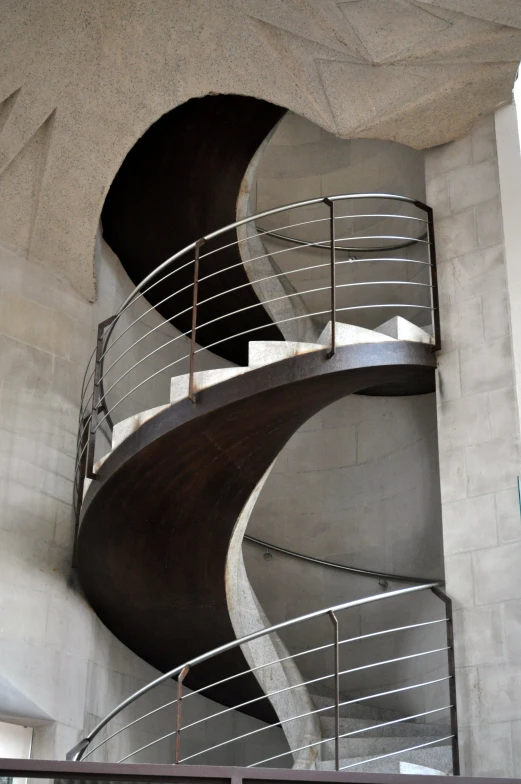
{"left": 310, "top": 690, "right": 405, "bottom": 722}
{"left": 170, "top": 367, "right": 250, "bottom": 404}
{"left": 318, "top": 320, "right": 396, "bottom": 346}
{"left": 321, "top": 734, "right": 451, "bottom": 760}
{"left": 320, "top": 714, "right": 451, "bottom": 738}
{"left": 316, "top": 744, "right": 452, "bottom": 774}
{"left": 375, "top": 315, "right": 434, "bottom": 345}
{"left": 248, "top": 340, "right": 323, "bottom": 367}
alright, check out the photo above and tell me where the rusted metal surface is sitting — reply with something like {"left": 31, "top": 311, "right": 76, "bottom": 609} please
{"left": 431, "top": 587, "right": 460, "bottom": 776}
{"left": 76, "top": 341, "right": 435, "bottom": 722}
{"left": 324, "top": 198, "right": 336, "bottom": 358}
{"left": 176, "top": 665, "right": 190, "bottom": 764}
{"left": 328, "top": 611, "right": 340, "bottom": 772}
{"left": 0, "top": 756, "right": 510, "bottom": 784}
{"left": 189, "top": 239, "right": 205, "bottom": 403}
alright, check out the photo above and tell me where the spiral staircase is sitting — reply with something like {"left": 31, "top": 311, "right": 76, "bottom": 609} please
{"left": 69, "top": 194, "right": 458, "bottom": 775}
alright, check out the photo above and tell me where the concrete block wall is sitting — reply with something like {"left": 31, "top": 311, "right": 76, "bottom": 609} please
{"left": 0, "top": 238, "right": 286, "bottom": 764}
{"left": 425, "top": 114, "right": 521, "bottom": 778}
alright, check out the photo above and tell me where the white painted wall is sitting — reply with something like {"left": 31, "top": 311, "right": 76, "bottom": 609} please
{"left": 0, "top": 721, "right": 32, "bottom": 758}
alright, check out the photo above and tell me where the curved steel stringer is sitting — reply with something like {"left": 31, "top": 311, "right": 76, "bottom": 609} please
{"left": 76, "top": 341, "right": 435, "bottom": 724}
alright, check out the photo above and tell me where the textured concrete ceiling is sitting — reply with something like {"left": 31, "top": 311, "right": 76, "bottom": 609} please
{"left": 0, "top": 0, "right": 520, "bottom": 298}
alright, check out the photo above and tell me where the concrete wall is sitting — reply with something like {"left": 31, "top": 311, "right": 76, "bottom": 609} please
{"left": 425, "top": 113, "right": 521, "bottom": 777}
{"left": 247, "top": 112, "right": 432, "bottom": 334}
{"left": 90, "top": 231, "right": 235, "bottom": 462}
{"left": 243, "top": 391, "right": 447, "bottom": 718}
{"left": 0, "top": 238, "right": 287, "bottom": 765}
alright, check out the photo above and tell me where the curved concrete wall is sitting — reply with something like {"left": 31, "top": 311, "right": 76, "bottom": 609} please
{"left": 246, "top": 112, "right": 432, "bottom": 334}
{"left": 243, "top": 391, "right": 446, "bottom": 717}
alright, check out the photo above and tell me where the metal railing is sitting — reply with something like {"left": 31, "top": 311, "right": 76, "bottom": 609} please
{"left": 255, "top": 226, "right": 429, "bottom": 254}
{"left": 67, "top": 582, "right": 458, "bottom": 773}
{"left": 244, "top": 535, "right": 441, "bottom": 589}
{"left": 73, "top": 193, "right": 439, "bottom": 523}
{"left": 70, "top": 194, "right": 449, "bottom": 770}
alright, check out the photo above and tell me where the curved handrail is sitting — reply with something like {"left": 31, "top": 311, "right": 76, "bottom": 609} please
{"left": 111, "top": 193, "right": 429, "bottom": 326}
{"left": 244, "top": 535, "right": 442, "bottom": 587}
{"left": 67, "top": 581, "right": 441, "bottom": 761}
{"left": 75, "top": 190, "right": 437, "bottom": 536}
{"left": 93, "top": 192, "right": 431, "bottom": 424}
{"left": 82, "top": 193, "right": 432, "bottom": 454}
{"left": 255, "top": 226, "right": 429, "bottom": 253}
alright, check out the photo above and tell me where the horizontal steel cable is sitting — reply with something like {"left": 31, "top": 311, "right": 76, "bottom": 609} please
{"left": 73, "top": 582, "right": 438, "bottom": 758}
{"left": 98, "top": 252, "right": 431, "bottom": 390}
{"left": 94, "top": 301, "right": 434, "bottom": 433}
{"left": 339, "top": 735, "right": 454, "bottom": 771}
{"left": 248, "top": 706, "right": 452, "bottom": 768}
{"left": 161, "top": 646, "right": 449, "bottom": 738}
{"left": 93, "top": 302, "right": 434, "bottom": 433}
{"left": 177, "top": 681, "right": 451, "bottom": 765}
{"left": 82, "top": 620, "right": 448, "bottom": 761}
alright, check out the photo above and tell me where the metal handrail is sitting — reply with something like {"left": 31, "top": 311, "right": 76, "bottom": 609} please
{"left": 244, "top": 535, "right": 442, "bottom": 586}
{"left": 70, "top": 192, "right": 451, "bottom": 771}
{"left": 93, "top": 302, "right": 434, "bottom": 436}
{"left": 255, "top": 224, "right": 429, "bottom": 253}
{"left": 75, "top": 192, "right": 438, "bottom": 494}
{"left": 94, "top": 192, "right": 433, "bottom": 408}
{"left": 249, "top": 706, "right": 452, "bottom": 768}
{"left": 67, "top": 581, "right": 441, "bottom": 762}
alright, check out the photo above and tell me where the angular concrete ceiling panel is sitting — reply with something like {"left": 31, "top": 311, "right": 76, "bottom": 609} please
{"left": 414, "top": 0, "right": 521, "bottom": 28}
{"left": 337, "top": 0, "right": 452, "bottom": 63}
{"left": 0, "top": 0, "right": 519, "bottom": 297}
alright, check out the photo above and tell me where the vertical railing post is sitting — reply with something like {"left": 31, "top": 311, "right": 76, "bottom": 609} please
{"left": 324, "top": 198, "right": 336, "bottom": 358}
{"left": 189, "top": 239, "right": 205, "bottom": 403}
{"left": 328, "top": 610, "right": 340, "bottom": 771}
{"left": 432, "top": 587, "right": 460, "bottom": 775}
{"left": 425, "top": 204, "right": 441, "bottom": 352}
{"left": 86, "top": 316, "right": 115, "bottom": 480}
{"left": 175, "top": 665, "right": 190, "bottom": 764}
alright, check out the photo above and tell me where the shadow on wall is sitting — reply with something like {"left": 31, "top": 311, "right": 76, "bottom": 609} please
{"left": 244, "top": 390, "right": 444, "bottom": 716}
{"left": 241, "top": 112, "right": 430, "bottom": 334}
{"left": 100, "top": 95, "right": 287, "bottom": 365}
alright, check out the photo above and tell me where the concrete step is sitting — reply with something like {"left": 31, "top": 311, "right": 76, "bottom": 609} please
{"left": 170, "top": 367, "right": 250, "bottom": 404}
{"left": 374, "top": 315, "right": 434, "bottom": 345}
{"left": 112, "top": 403, "right": 170, "bottom": 450}
{"left": 321, "top": 734, "right": 451, "bottom": 761}
{"left": 310, "top": 690, "right": 405, "bottom": 723}
{"left": 316, "top": 744, "right": 452, "bottom": 774}
{"left": 318, "top": 321, "right": 396, "bottom": 347}
{"left": 248, "top": 340, "right": 323, "bottom": 367}
{"left": 400, "top": 761, "right": 445, "bottom": 775}
{"left": 319, "top": 714, "right": 451, "bottom": 739}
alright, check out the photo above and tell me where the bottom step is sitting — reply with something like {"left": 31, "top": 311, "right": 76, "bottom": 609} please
{"left": 316, "top": 745, "right": 452, "bottom": 775}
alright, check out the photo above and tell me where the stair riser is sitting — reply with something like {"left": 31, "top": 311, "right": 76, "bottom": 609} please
{"left": 311, "top": 693, "right": 404, "bottom": 722}
{"left": 321, "top": 736, "right": 451, "bottom": 760}
{"left": 317, "top": 746, "right": 453, "bottom": 774}
{"left": 320, "top": 715, "right": 451, "bottom": 739}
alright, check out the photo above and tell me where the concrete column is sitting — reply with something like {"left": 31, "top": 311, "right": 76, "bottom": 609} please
{"left": 425, "top": 114, "right": 521, "bottom": 777}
